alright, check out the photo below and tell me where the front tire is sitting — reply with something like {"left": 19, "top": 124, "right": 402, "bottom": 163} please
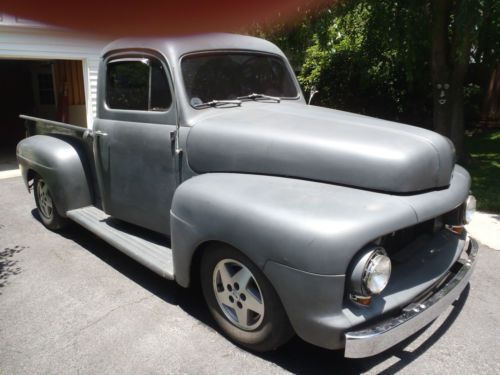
{"left": 34, "top": 175, "right": 68, "bottom": 230}
{"left": 200, "top": 244, "right": 293, "bottom": 352}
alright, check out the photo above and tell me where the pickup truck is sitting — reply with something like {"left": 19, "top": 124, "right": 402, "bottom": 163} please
{"left": 17, "top": 33, "right": 478, "bottom": 358}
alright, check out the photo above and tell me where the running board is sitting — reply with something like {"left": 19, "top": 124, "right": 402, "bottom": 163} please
{"left": 66, "top": 206, "right": 174, "bottom": 280}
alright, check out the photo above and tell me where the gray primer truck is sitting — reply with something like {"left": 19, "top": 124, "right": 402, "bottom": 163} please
{"left": 17, "top": 33, "right": 478, "bottom": 357}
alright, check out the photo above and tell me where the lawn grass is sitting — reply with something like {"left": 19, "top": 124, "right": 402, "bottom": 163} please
{"left": 464, "top": 130, "right": 500, "bottom": 213}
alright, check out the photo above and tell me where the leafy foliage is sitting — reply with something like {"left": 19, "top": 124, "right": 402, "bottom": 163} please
{"left": 465, "top": 131, "right": 500, "bottom": 212}
{"left": 251, "top": 0, "right": 499, "bottom": 129}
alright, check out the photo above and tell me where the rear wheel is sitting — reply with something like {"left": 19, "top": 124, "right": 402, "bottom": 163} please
{"left": 34, "top": 176, "right": 68, "bottom": 230}
{"left": 200, "top": 244, "right": 293, "bottom": 352}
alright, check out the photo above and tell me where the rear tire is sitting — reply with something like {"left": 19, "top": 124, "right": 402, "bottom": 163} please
{"left": 34, "top": 175, "right": 68, "bottom": 230}
{"left": 200, "top": 244, "right": 294, "bottom": 352}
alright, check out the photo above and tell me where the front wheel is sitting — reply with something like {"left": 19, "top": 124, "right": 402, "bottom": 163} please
{"left": 200, "top": 244, "right": 293, "bottom": 352}
{"left": 34, "top": 176, "right": 68, "bottom": 230}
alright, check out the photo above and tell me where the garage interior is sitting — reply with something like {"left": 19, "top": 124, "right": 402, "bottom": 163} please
{"left": 0, "top": 59, "right": 87, "bottom": 169}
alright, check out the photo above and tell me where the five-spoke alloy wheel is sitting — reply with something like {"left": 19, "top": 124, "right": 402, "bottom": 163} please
{"left": 212, "top": 259, "right": 265, "bottom": 330}
{"left": 34, "top": 175, "right": 68, "bottom": 230}
{"left": 201, "top": 244, "right": 293, "bottom": 352}
{"left": 36, "top": 178, "right": 54, "bottom": 220}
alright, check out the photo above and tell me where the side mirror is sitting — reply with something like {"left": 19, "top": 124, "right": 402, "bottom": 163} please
{"left": 308, "top": 85, "right": 319, "bottom": 105}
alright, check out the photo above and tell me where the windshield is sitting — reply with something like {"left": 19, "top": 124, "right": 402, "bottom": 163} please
{"left": 181, "top": 52, "right": 298, "bottom": 108}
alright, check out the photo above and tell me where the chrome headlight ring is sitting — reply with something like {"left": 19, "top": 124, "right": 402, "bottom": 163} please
{"left": 350, "top": 246, "right": 392, "bottom": 302}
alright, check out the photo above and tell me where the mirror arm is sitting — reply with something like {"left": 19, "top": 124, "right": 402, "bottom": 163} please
{"left": 308, "top": 87, "right": 319, "bottom": 105}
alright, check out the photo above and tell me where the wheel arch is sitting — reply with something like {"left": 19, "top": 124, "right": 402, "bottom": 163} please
{"left": 17, "top": 135, "right": 93, "bottom": 216}
{"left": 26, "top": 168, "right": 36, "bottom": 187}
{"left": 188, "top": 240, "right": 233, "bottom": 289}
{"left": 185, "top": 239, "right": 290, "bottom": 318}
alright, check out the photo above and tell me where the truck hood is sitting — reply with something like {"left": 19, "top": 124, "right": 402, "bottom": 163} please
{"left": 186, "top": 103, "right": 455, "bottom": 193}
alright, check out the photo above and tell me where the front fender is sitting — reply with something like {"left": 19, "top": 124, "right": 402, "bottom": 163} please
{"left": 170, "top": 173, "right": 418, "bottom": 287}
{"left": 16, "top": 135, "right": 93, "bottom": 216}
{"left": 170, "top": 171, "right": 470, "bottom": 349}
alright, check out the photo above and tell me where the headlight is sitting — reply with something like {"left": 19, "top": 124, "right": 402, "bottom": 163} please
{"left": 363, "top": 250, "right": 392, "bottom": 294}
{"left": 465, "top": 195, "right": 476, "bottom": 224}
{"left": 350, "top": 246, "right": 392, "bottom": 299}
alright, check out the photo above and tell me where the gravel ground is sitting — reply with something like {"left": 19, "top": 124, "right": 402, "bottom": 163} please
{"left": 1, "top": 176, "right": 499, "bottom": 374}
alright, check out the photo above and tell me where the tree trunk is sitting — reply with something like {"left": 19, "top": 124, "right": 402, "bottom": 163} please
{"left": 481, "top": 64, "right": 500, "bottom": 127}
{"left": 430, "top": 0, "right": 476, "bottom": 159}
{"left": 449, "top": 68, "right": 466, "bottom": 157}
{"left": 448, "top": 0, "right": 477, "bottom": 159}
{"left": 430, "top": 0, "right": 452, "bottom": 137}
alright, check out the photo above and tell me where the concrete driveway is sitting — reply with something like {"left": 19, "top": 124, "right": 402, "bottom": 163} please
{"left": 1, "top": 176, "right": 499, "bottom": 374}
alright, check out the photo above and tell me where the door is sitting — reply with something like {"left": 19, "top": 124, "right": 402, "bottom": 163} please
{"left": 94, "top": 54, "right": 178, "bottom": 235}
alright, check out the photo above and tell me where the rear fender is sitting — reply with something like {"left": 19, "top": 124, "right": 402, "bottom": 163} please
{"left": 16, "top": 135, "right": 93, "bottom": 216}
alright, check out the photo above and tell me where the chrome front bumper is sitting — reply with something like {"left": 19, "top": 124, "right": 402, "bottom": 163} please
{"left": 344, "top": 237, "right": 478, "bottom": 358}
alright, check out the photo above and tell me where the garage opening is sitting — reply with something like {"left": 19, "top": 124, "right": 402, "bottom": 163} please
{"left": 0, "top": 59, "right": 86, "bottom": 169}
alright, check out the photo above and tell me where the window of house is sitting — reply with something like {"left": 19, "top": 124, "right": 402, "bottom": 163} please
{"left": 38, "top": 73, "right": 55, "bottom": 105}
{"left": 106, "top": 58, "right": 172, "bottom": 111}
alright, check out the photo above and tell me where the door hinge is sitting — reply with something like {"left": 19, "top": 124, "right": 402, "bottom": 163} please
{"left": 170, "top": 130, "right": 183, "bottom": 155}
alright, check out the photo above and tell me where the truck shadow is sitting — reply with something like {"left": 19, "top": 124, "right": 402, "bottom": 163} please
{"left": 31, "top": 210, "right": 470, "bottom": 374}
{"left": 260, "top": 285, "right": 469, "bottom": 374}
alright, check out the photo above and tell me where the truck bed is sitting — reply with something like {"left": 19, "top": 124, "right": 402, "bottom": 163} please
{"left": 19, "top": 114, "right": 101, "bottom": 207}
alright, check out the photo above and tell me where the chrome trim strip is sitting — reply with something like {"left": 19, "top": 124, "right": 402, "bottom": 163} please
{"left": 20, "top": 114, "right": 87, "bottom": 133}
{"left": 344, "top": 237, "right": 478, "bottom": 358}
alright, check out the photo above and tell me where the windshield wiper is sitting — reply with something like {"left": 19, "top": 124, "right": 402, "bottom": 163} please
{"left": 237, "top": 93, "right": 281, "bottom": 103}
{"left": 193, "top": 100, "right": 242, "bottom": 109}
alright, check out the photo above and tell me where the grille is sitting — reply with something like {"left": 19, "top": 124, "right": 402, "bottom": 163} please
{"left": 381, "top": 203, "right": 465, "bottom": 260}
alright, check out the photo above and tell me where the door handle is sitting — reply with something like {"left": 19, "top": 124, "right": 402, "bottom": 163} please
{"left": 93, "top": 130, "right": 108, "bottom": 137}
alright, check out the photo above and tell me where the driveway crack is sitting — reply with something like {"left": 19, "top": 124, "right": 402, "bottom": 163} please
{"left": 77, "top": 295, "right": 152, "bottom": 334}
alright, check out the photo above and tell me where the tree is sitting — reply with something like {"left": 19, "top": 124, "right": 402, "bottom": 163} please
{"left": 431, "top": 0, "right": 483, "bottom": 156}
{"left": 252, "top": 0, "right": 500, "bottom": 158}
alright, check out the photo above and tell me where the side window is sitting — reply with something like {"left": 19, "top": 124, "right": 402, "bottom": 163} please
{"left": 150, "top": 61, "right": 172, "bottom": 111}
{"left": 106, "top": 58, "right": 172, "bottom": 111}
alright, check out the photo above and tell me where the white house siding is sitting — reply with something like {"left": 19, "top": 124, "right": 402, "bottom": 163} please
{"left": 0, "top": 14, "right": 109, "bottom": 128}
{"left": 83, "top": 57, "right": 100, "bottom": 126}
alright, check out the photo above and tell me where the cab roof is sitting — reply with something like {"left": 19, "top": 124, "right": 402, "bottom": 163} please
{"left": 102, "top": 33, "right": 285, "bottom": 61}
